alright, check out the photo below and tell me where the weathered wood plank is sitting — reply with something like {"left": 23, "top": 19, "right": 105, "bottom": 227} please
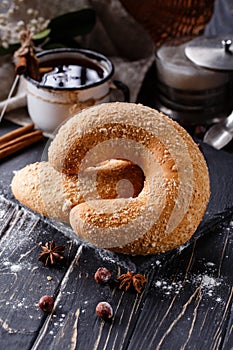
{"left": 30, "top": 244, "right": 147, "bottom": 350}
{"left": 27, "top": 215, "right": 233, "bottom": 350}
{"left": 0, "top": 195, "right": 18, "bottom": 238}
{"left": 0, "top": 196, "right": 79, "bottom": 350}
{"left": 127, "top": 216, "right": 233, "bottom": 350}
{"left": 222, "top": 305, "right": 233, "bottom": 350}
{"left": 1, "top": 214, "right": 232, "bottom": 349}
{"left": 194, "top": 143, "right": 233, "bottom": 236}
{"left": 1, "top": 121, "right": 233, "bottom": 350}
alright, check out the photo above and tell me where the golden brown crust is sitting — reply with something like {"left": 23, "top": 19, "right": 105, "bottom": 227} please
{"left": 113, "top": 119, "right": 210, "bottom": 255}
{"left": 13, "top": 102, "right": 210, "bottom": 255}
{"left": 11, "top": 162, "right": 82, "bottom": 222}
{"left": 11, "top": 159, "right": 144, "bottom": 223}
{"left": 49, "top": 102, "right": 209, "bottom": 255}
{"left": 85, "top": 159, "right": 144, "bottom": 199}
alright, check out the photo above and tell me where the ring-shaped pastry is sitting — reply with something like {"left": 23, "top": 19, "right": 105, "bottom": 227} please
{"left": 48, "top": 102, "right": 210, "bottom": 255}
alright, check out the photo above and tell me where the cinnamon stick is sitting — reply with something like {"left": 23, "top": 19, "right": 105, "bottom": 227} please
{"left": 0, "top": 130, "right": 43, "bottom": 151}
{"left": 14, "top": 29, "right": 39, "bottom": 80}
{"left": 39, "top": 67, "right": 54, "bottom": 74}
{"left": 0, "top": 123, "right": 34, "bottom": 145}
{"left": 15, "top": 55, "right": 27, "bottom": 75}
{"left": 0, "top": 130, "right": 44, "bottom": 161}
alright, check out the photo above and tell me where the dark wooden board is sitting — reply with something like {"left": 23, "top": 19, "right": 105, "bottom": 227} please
{"left": 0, "top": 120, "right": 233, "bottom": 349}
{"left": 0, "top": 197, "right": 79, "bottom": 349}
{"left": 0, "top": 196, "right": 233, "bottom": 349}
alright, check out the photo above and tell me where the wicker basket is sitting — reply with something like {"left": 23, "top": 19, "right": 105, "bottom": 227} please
{"left": 119, "top": 0, "right": 215, "bottom": 46}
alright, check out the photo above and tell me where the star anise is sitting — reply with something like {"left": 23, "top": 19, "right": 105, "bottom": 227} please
{"left": 117, "top": 271, "right": 147, "bottom": 293}
{"left": 38, "top": 240, "right": 65, "bottom": 266}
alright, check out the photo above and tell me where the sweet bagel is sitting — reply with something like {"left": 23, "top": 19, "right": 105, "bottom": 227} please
{"left": 48, "top": 102, "right": 210, "bottom": 255}
{"left": 11, "top": 159, "right": 144, "bottom": 222}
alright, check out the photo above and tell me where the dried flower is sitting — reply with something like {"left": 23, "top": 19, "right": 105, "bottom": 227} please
{"left": 96, "top": 301, "right": 113, "bottom": 320}
{"left": 94, "top": 267, "right": 111, "bottom": 284}
{"left": 38, "top": 240, "right": 65, "bottom": 266}
{"left": 0, "top": 0, "right": 50, "bottom": 48}
{"left": 38, "top": 295, "right": 54, "bottom": 312}
{"left": 117, "top": 271, "right": 147, "bottom": 293}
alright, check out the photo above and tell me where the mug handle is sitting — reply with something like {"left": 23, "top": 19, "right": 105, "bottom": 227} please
{"left": 110, "top": 80, "right": 130, "bottom": 102}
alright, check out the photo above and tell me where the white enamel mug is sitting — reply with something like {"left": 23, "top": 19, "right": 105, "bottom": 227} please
{"left": 24, "top": 48, "right": 129, "bottom": 132}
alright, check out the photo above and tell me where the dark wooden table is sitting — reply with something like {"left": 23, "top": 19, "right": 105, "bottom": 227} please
{"left": 1, "top": 85, "right": 233, "bottom": 349}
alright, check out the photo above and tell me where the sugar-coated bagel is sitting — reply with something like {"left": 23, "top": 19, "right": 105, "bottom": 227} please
{"left": 48, "top": 102, "right": 210, "bottom": 255}
{"left": 11, "top": 159, "right": 144, "bottom": 222}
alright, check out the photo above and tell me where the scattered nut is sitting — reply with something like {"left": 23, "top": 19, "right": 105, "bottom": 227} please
{"left": 47, "top": 276, "right": 53, "bottom": 281}
{"left": 94, "top": 267, "right": 111, "bottom": 284}
{"left": 96, "top": 301, "right": 113, "bottom": 320}
{"left": 38, "top": 295, "right": 54, "bottom": 313}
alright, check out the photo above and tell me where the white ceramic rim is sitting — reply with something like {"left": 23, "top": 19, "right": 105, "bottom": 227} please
{"left": 24, "top": 48, "right": 114, "bottom": 91}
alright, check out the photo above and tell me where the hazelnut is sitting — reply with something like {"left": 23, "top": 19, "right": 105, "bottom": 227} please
{"left": 96, "top": 301, "right": 113, "bottom": 320}
{"left": 38, "top": 295, "right": 54, "bottom": 313}
{"left": 94, "top": 267, "right": 111, "bottom": 284}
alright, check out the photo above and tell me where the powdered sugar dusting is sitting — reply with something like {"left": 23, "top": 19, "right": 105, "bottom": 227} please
{"left": 193, "top": 274, "right": 222, "bottom": 297}
{"left": 153, "top": 273, "right": 223, "bottom": 299}
{"left": 10, "top": 264, "right": 23, "bottom": 272}
{"left": 152, "top": 256, "right": 224, "bottom": 300}
{"left": 154, "top": 279, "right": 183, "bottom": 295}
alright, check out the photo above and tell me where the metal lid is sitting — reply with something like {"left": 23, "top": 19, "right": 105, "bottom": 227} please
{"left": 184, "top": 36, "right": 233, "bottom": 71}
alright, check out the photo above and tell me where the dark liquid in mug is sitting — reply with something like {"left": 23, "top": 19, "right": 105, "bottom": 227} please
{"left": 38, "top": 57, "right": 107, "bottom": 88}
